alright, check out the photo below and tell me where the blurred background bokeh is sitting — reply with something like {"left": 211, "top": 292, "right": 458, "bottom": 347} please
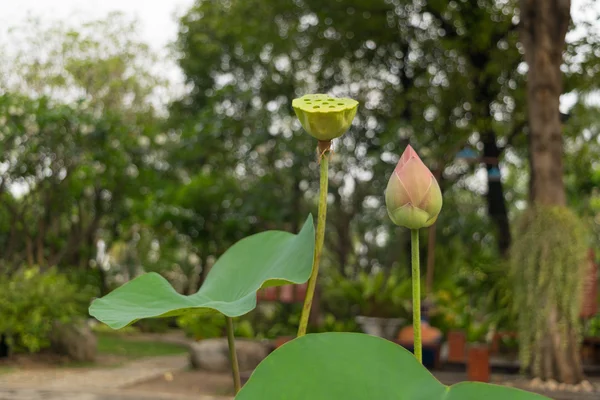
{"left": 0, "top": 0, "right": 599, "bottom": 397}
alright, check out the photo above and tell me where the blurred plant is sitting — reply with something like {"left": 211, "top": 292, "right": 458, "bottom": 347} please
{"left": 429, "top": 285, "right": 470, "bottom": 333}
{"left": 430, "top": 259, "right": 516, "bottom": 336}
{"left": 237, "top": 303, "right": 298, "bottom": 340}
{"left": 177, "top": 313, "right": 255, "bottom": 340}
{"left": 135, "top": 318, "right": 176, "bottom": 334}
{"left": 584, "top": 314, "right": 600, "bottom": 338}
{"left": 0, "top": 267, "right": 91, "bottom": 353}
{"left": 0, "top": 14, "right": 168, "bottom": 297}
{"left": 322, "top": 269, "right": 412, "bottom": 320}
{"left": 430, "top": 286, "right": 493, "bottom": 345}
{"left": 466, "top": 321, "right": 492, "bottom": 345}
{"left": 91, "top": 322, "right": 138, "bottom": 336}
{"left": 310, "top": 313, "right": 360, "bottom": 334}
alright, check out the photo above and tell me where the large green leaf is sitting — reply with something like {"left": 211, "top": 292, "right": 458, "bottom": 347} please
{"left": 89, "top": 215, "right": 315, "bottom": 329}
{"left": 237, "top": 332, "right": 550, "bottom": 400}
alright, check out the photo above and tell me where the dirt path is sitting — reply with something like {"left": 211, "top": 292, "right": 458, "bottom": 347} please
{"left": 0, "top": 354, "right": 187, "bottom": 390}
{"left": 0, "top": 388, "right": 227, "bottom": 400}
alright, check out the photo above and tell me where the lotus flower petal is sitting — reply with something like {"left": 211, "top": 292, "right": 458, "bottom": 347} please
{"left": 385, "top": 171, "right": 412, "bottom": 213}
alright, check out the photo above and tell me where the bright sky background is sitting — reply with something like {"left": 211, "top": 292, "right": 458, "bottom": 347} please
{"left": 0, "top": 0, "right": 194, "bottom": 50}
{"left": 0, "top": 0, "right": 597, "bottom": 108}
{"left": 0, "top": 0, "right": 596, "bottom": 47}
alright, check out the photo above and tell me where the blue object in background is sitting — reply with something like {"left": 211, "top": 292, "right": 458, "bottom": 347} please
{"left": 488, "top": 166, "right": 501, "bottom": 181}
{"left": 456, "top": 147, "right": 478, "bottom": 161}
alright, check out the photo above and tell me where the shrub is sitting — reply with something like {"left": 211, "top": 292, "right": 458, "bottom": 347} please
{"left": 0, "top": 267, "right": 90, "bottom": 353}
{"left": 177, "top": 312, "right": 254, "bottom": 340}
{"left": 321, "top": 269, "right": 412, "bottom": 320}
{"left": 135, "top": 317, "right": 176, "bottom": 333}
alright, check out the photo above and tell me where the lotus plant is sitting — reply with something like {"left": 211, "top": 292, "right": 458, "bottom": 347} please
{"left": 385, "top": 145, "right": 442, "bottom": 363}
{"left": 89, "top": 93, "right": 550, "bottom": 400}
{"left": 292, "top": 94, "right": 358, "bottom": 336}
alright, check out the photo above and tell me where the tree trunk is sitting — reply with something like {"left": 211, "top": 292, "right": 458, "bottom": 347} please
{"left": 520, "top": 0, "right": 582, "bottom": 383}
{"left": 521, "top": 0, "right": 569, "bottom": 207}
{"left": 483, "top": 132, "right": 511, "bottom": 257}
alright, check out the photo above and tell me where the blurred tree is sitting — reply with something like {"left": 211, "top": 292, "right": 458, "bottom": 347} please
{"left": 171, "top": 0, "right": 526, "bottom": 278}
{"left": 170, "top": 0, "right": 600, "bottom": 342}
{"left": 1, "top": 12, "right": 164, "bottom": 115}
{"left": 0, "top": 94, "right": 160, "bottom": 280}
{"left": 516, "top": 0, "right": 598, "bottom": 384}
{"left": 0, "top": 14, "right": 167, "bottom": 294}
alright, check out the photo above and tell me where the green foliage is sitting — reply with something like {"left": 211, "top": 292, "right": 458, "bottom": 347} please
{"left": 510, "top": 206, "right": 588, "bottom": 374}
{"left": 134, "top": 318, "right": 175, "bottom": 334}
{"left": 243, "top": 304, "right": 359, "bottom": 339}
{"left": 0, "top": 15, "right": 169, "bottom": 298}
{"left": 311, "top": 313, "right": 360, "bottom": 334}
{"left": 177, "top": 313, "right": 254, "bottom": 340}
{"left": 237, "top": 333, "right": 549, "bottom": 400}
{"left": 0, "top": 89, "right": 164, "bottom": 276}
{"left": 584, "top": 314, "right": 600, "bottom": 338}
{"left": 248, "top": 304, "right": 302, "bottom": 339}
{"left": 0, "top": 267, "right": 90, "bottom": 353}
{"left": 430, "top": 258, "right": 515, "bottom": 339}
{"left": 89, "top": 216, "right": 315, "bottom": 328}
{"left": 91, "top": 322, "right": 138, "bottom": 336}
{"left": 430, "top": 285, "right": 493, "bottom": 344}
{"left": 322, "top": 269, "right": 412, "bottom": 319}
{"left": 97, "top": 333, "right": 186, "bottom": 358}
{"left": 170, "top": 0, "right": 538, "bottom": 271}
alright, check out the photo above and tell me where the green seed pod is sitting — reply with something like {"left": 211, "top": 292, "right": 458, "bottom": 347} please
{"left": 292, "top": 94, "right": 358, "bottom": 141}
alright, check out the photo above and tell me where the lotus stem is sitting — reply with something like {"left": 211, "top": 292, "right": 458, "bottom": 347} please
{"left": 225, "top": 316, "right": 241, "bottom": 393}
{"left": 298, "top": 141, "right": 330, "bottom": 337}
{"left": 411, "top": 229, "right": 422, "bottom": 363}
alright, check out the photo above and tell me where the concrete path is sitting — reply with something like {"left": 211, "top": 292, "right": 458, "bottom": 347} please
{"left": 0, "top": 354, "right": 230, "bottom": 400}
{"left": 0, "top": 388, "right": 227, "bottom": 400}
{"left": 0, "top": 355, "right": 187, "bottom": 390}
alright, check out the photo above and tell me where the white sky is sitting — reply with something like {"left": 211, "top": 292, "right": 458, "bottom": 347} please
{"left": 0, "top": 0, "right": 597, "bottom": 109}
{"left": 0, "top": 0, "right": 595, "bottom": 48}
{"left": 0, "top": 0, "right": 195, "bottom": 50}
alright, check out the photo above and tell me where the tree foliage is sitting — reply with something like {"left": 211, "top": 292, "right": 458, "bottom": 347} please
{"left": 0, "top": 15, "right": 167, "bottom": 292}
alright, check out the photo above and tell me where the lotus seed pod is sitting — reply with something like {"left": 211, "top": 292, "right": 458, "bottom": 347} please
{"left": 292, "top": 94, "right": 358, "bottom": 141}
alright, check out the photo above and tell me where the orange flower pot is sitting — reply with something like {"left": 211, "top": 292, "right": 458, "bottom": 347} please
{"left": 447, "top": 330, "right": 466, "bottom": 363}
{"left": 274, "top": 336, "right": 294, "bottom": 349}
{"left": 467, "top": 344, "right": 490, "bottom": 383}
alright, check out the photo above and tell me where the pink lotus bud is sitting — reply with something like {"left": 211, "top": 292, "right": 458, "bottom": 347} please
{"left": 385, "top": 146, "right": 442, "bottom": 229}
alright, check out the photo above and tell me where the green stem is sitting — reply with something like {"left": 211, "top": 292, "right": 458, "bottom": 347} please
{"left": 297, "top": 148, "right": 329, "bottom": 337}
{"left": 226, "top": 316, "right": 241, "bottom": 394}
{"left": 411, "top": 229, "right": 422, "bottom": 364}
